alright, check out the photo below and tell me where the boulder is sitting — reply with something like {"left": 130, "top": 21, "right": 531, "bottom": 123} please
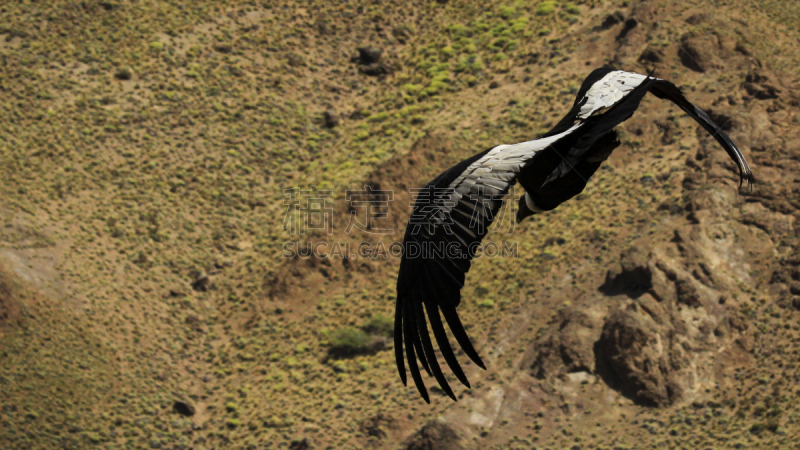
{"left": 289, "top": 438, "right": 313, "bottom": 450}
{"left": 173, "top": 401, "right": 196, "bottom": 417}
{"left": 678, "top": 32, "right": 725, "bottom": 73}
{"left": 359, "top": 413, "right": 396, "bottom": 440}
{"left": 404, "top": 420, "right": 463, "bottom": 450}
{"left": 357, "top": 46, "right": 382, "bottom": 65}
{"left": 594, "top": 304, "right": 679, "bottom": 407}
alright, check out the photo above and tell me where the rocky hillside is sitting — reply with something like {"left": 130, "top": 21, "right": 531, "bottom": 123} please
{"left": 1, "top": 0, "right": 800, "bottom": 449}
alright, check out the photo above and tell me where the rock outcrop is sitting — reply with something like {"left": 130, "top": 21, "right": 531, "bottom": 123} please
{"left": 403, "top": 420, "right": 463, "bottom": 450}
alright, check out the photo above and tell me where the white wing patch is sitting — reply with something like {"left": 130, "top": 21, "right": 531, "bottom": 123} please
{"left": 422, "top": 70, "right": 656, "bottom": 227}
{"left": 578, "top": 71, "right": 656, "bottom": 119}
{"left": 443, "top": 122, "right": 584, "bottom": 213}
{"left": 442, "top": 70, "right": 656, "bottom": 209}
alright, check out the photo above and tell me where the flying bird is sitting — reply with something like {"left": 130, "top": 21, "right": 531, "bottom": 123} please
{"left": 394, "top": 68, "right": 754, "bottom": 403}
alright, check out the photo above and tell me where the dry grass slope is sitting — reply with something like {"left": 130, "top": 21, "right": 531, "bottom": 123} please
{"left": 1, "top": 0, "right": 800, "bottom": 449}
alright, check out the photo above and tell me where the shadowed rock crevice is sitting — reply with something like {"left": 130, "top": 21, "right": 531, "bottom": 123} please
{"left": 528, "top": 308, "right": 604, "bottom": 379}
{"left": 591, "top": 215, "right": 759, "bottom": 406}
{"left": 354, "top": 46, "right": 394, "bottom": 76}
{"left": 404, "top": 420, "right": 463, "bottom": 450}
{"left": 743, "top": 71, "right": 781, "bottom": 100}
{"left": 173, "top": 401, "right": 196, "bottom": 417}
{"left": 599, "top": 245, "right": 653, "bottom": 298}
{"left": 593, "top": 304, "right": 681, "bottom": 407}
{"left": 359, "top": 413, "right": 396, "bottom": 441}
{"left": 598, "top": 12, "right": 625, "bottom": 31}
{"left": 678, "top": 42, "right": 706, "bottom": 73}
{"left": 0, "top": 265, "right": 26, "bottom": 330}
{"left": 532, "top": 199, "right": 766, "bottom": 408}
{"left": 615, "top": 18, "right": 638, "bottom": 41}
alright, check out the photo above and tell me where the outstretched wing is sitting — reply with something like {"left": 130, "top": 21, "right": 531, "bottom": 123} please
{"left": 395, "top": 123, "right": 583, "bottom": 403}
{"left": 539, "top": 71, "right": 754, "bottom": 192}
{"left": 540, "top": 72, "right": 657, "bottom": 186}
{"left": 543, "top": 68, "right": 649, "bottom": 137}
{"left": 650, "top": 79, "right": 754, "bottom": 187}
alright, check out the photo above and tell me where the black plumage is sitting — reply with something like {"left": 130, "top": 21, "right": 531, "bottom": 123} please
{"left": 394, "top": 68, "right": 754, "bottom": 403}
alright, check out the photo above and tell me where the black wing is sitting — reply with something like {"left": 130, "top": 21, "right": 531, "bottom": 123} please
{"left": 394, "top": 123, "right": 585, "bottom": 403}
{"left": 543, "top": 67, "right": 619, "bottom": 137}
{"left": 524, "top": 130, "right": 621, "bottom": 211}
{"left": 521, "top": 73, "right": 658, "bottom": 209}
{"left": 526, "top": 73, "right": 754, "bottom": 209}
{"left": 650, "top": 79, "right": 754, "bottom": 187}
{"left": 539, "top": 74, "right": 658, "bottom": 186}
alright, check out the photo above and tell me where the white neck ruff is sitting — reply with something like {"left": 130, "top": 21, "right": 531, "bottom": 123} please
{"left": 524, "top": 193, "right": 545, "bottom": 213}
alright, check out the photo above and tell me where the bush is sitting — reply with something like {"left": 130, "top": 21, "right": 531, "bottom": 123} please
{"left": 536, "top": 1, "right": 557, "bottom": 15}
{"left": 114, "top": 68, "right": 132, "bottom": 80}
{"left": 327, "top": 325, "right": 388, "bottom": 359}
{"left": 564, "top": 3, "right": 581, "bottom": 15}
{"left": 498, "top": 5, "right": 516, "bottom": 19}
{"left": 447, "top": 23, "right": 473, "bottom": 37}
{"left": 367, "top": 112, "right": 389, "bottom": 122}
{"left": 402, "top": 83, "right": 424, "bottom": 95}
{"left": 362, "top": 314, "right": 393, "bottom": 337}
{"left": 328, "top": 327, "right": 371, "bottom": 356}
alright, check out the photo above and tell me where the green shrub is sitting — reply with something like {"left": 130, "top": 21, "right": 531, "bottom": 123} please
{"left": 489, "top": 36, "right": 509, "bottom": 51}
{"left": 367, "top": 112, "right": 389, "bottom": 122}
{"left": 362, "top": 314, "right": 393, "bottom": 337}
{"left": 564, "top": 3, "right": 581, "bottom": 15}
{"left": 510, "top": 18, "right": 529, "bottom": 33}
{"left": 402, "top": 83, "right": 424, "bottom": 95}
{"left": 398, "top": 105, "right": 421, "bottom": 117}
{"left": 114, "top": 67, "right": 132, "bottom": 80}
{"left": 426, "top": 62, "right": 450, "bottom": 77}
{"left": 454, "top": 56, "right": 471, "bottom": 72}
{"left": 536, "top": 1, "right": 557, "bottom": 15}
{"left": 329, "top": 327, "right": 370, "bottom": 352}
{"left": 491, "top": 53, "right": 509, "bottom": 62}
{"left": 470, "top": 58, "right": 485, "bottom": 71}
{"left": 447, "top": 23, "right": 473, "bottom": 37}
{"left": 84, "top": 432, "right": 102, "bottom": 443}
{"left": 498, "top": 5, "right": 516, "bottom": 19}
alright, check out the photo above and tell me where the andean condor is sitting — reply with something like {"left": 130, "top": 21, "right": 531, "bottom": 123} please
{"left": 394, "top": 68, "right": 754, "bottom": 403}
